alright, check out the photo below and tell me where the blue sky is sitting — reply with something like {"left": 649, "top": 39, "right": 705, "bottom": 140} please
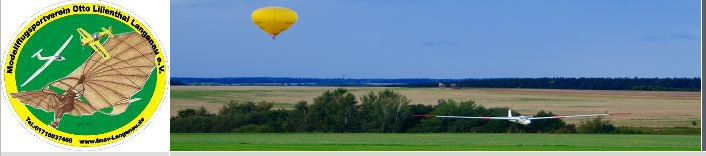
{"left": 171, "top": 0, "right": 701, "bottom": 78}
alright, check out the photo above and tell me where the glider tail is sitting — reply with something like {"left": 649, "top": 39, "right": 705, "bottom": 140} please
{"left": 32, "top": 49, "right": 43, "bottom": 58}
{"left": 102, "top": 27, "right": 114, "bottom": 37}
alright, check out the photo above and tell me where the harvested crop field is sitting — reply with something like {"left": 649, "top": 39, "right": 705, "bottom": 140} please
{"left": 171, "top": 86, "right": 701, "bottom": 127}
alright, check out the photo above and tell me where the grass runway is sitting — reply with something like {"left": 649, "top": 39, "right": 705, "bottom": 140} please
{"left": 170, "top": 133, "right": 700, "bottom": 151}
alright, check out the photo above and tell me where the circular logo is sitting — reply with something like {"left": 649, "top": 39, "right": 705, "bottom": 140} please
{"left": 2, "top": 2, "right": 166, "bottom": 148}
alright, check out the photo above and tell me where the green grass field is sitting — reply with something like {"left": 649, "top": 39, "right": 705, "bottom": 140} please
{"left": 170, "top": 133, "right": 700, "bottom": 151}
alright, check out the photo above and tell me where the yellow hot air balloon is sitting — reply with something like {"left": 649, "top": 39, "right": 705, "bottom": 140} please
{"left": 251, "top": 6, "right": 298, "bottom": 40}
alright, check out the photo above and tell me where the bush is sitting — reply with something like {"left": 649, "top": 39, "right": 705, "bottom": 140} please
{"left": 557, "top": 124, "right": 577, "bottom": 133}
{"left": 612, "top": 126, "right": 645, "bottom": 134}
{"left": 447, "top": 120, "right": 473, "bottom": 133}
{"left": 407, "top": 118, "right": 443, "bottom": 133}
{"left": 209, "top": 114, "right": 244, "bottom": 133}
{"left": 479, "top": 120, "right": 511, "bottom": 133}
{"left": 577, "top": 116, "right": 615, "bottom": 133}
{"left": 232, "top": 124, "right": 274, "bottom": 133}
{"left": 170, "top": 115, "right": 215, "bottom": 133}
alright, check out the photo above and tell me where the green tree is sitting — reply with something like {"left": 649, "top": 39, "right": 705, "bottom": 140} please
{"left": 210, "top": 101, "right": 260, "bottom": 132}
{"left": 411, "top": 99, "right": 486, "bottom": 133}
{"left": 358, "top": 91, "right": 380, "bottom": 132}
{"left": 358, "top": 89, "right": 412, "bottom": 133}
{"left": 176, "top": 108, "right": 196, "bottom": 118}
{"left": 287, "top": 100, "right": 310, "bottom": 132}
{"left": 261, "top": 110, "right": 289, "bottom": 132}
{"left": 408, "top": 118, "right": 443, "bottom": 133}
{"left": 308, "top": 88, "right": 357, "bottom": 132}
{"left": 402, "top": 104, "right": 434, "bottom": 132}
{"left": 195, "top": 106, "right": 214, "bottom": 116}
{"left": 480, "top": 120, "right": 510, "bottom": 133}
{"left": 210, "top": 113, "right": 243, "bottom": 133}
{"left": 447, "top": 120, "right": 473, "bottom": 133}
{"left": 478, "top": 107, "right": 522, "bottom": 133}
{"left": 170, "top": 115, "right": 214, "bottom": 133}
{"left": 219, "top": 100, "right": 257, "bottom": 116}
{"left": 256, "top": 101, "right": 275, "bottom": 111}
{"left": 525, "top": 110, "right": 565, "bottom": 133}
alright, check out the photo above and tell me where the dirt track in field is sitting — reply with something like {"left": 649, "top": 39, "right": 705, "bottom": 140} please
{"left": 171, "top": 86, "right": 701, "bottom": 127}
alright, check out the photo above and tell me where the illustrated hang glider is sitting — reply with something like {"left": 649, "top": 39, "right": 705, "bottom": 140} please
{"left": 413, "top": 110, "right": 630, "bottom": 125}
{"left": 77, "top": 26, "right": 113, "bottom": 60}
{"left": 11, "top": 32, "right": 155, "bottom": 128}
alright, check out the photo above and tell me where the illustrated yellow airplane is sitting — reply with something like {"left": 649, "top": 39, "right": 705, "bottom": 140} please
{"left": 77, "top": 27, "right": 113, "bottom": 60}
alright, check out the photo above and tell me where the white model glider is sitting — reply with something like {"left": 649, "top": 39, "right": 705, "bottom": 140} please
{"left": 32, "top": 49, "right": 65, "bottom": 61}
{"left": 412, "top": 110, "right": 630, "bottom": 125}
{"left": 20, "top": 35, "right": 73, "bottom": 87}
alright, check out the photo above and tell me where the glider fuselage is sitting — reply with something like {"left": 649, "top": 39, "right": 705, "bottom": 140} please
{"left": 509, "top": 116, "right": 532, "bottom": 125}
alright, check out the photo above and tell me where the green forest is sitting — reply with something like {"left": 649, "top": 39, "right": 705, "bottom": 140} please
{"left": 400, "top": 77, "right": 701, "bottom": 91}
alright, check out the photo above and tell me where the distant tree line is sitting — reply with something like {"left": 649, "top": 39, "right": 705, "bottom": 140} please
{"left": 171, "top": 77, "right": 700, "bottom": 91}
{"left": 399, "top": 77, "right": 700, "bottom": 91}
{"left": 171, "top": 80, "right": 186, "bottom": 85}
{"left": 171, "top": 88, "right": 633, "bottom": 134}
{"left": 171, "top": 77, "right": 454, "bottom": 86}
